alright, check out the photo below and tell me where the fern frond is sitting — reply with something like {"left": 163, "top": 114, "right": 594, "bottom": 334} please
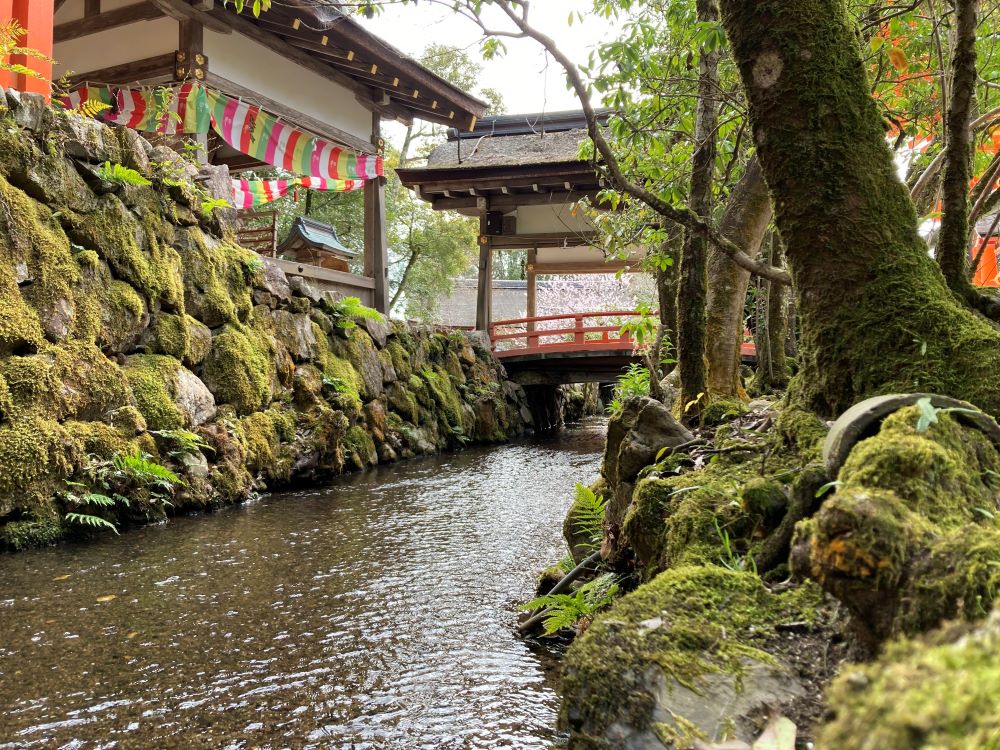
{"left": 572, "top": 483, "right": 607, "bottom": 547}
{"left": 97, "top": 161, "right": 151, "bottom": 187}
{"left": 64, "top": 513, "right": 118, "bottom": 534}
{"left": 77, "top": 99, "right": 112, "bottom": 119}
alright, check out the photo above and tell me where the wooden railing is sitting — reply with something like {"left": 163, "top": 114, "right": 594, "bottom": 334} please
{"left": 489, "top": 311, "right": 643, "bottom": 357}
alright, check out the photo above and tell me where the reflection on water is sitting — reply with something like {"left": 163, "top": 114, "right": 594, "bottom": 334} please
{"left": 0, "top": 421, "right": 606, "bottom": 749}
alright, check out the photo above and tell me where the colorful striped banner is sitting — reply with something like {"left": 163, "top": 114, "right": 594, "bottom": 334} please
{"left": 56, "top": 85, "right": 113, "bottom": 112}
{"left": 231, "top": 176, "right": 365, "bottom": 210}
{"left": 205, "top": 88, "right": 382, "bottom": 182}
{"left": 107, "top": 82, "right": 210, "bottom": 135}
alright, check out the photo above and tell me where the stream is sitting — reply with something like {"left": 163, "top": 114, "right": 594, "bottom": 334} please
{"left": 0, "top": 420, "right": 606, "bottom": 750}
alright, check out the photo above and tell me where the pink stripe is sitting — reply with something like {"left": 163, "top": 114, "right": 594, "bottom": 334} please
{"left": 265, "top": 121, "right": 286, "bottom": 166}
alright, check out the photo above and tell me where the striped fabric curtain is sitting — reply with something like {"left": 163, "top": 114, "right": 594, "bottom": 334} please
{"left": 204, "top": 89, "right": 382, "bottom": 182}
{"left": 57, "top": 85, "right": 114, "bottom": 112}
{"left": 109, "top": 82, "right": 210, "bottom": 135}
{"left": 231, "top": 176, "right": 365, "bottom": 210}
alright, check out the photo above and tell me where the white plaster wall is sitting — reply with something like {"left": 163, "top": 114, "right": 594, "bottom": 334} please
{"left": 53, "top": 16, "right": 179, "bottom": 78}
{"left": 55, "top": 0, "right": 148, "bottom": 27}
{"left": 204, "top": 28, "right": 373, "bottom": 143}
{"left": 514, "top": 203, "right": 596, "bottom": 235}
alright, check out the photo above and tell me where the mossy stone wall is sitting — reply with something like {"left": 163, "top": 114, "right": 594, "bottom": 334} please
{"left": 0, "top": 93, "right": 528, "bottom": 551}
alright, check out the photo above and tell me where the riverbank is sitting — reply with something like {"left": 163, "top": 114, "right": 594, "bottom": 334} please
{"left": 0, "top": 92, "right": 529, "bottom": 551}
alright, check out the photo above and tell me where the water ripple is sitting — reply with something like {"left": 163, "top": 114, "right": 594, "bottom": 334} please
{"left": 0, "top": 421, "right": 606, "bottom": 749}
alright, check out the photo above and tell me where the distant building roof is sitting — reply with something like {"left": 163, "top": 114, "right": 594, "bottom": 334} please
{"left": 425, "top": 128, "right": 591, "bottom": 170}
{"left": 279, "top": 216, "right": 358, "bottom": 258}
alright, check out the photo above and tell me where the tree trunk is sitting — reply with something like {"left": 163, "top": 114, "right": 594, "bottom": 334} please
{"left": 718, "top": 0, "right": 1000, "bottom": 419}
{"left": 936, "top": 0, "right": 977, "bottom": 292}
{"left": 752, "top": 237, "right": 790, "bottom": 394}
{"left": 656, "top": 226, "right": 682, "bottom": 347}
{"left": 705, "top": 157, "right": 773, "bottom": 399}
{"left": 677, "top": 0, "right": 721, "bottom": 423}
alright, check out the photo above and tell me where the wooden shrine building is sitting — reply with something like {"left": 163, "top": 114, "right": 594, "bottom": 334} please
{"left": 13, "top": 0, "right": 488, "bottom": 313}
{"left": 396, "top": 110, "right": 645, "bottom": 330}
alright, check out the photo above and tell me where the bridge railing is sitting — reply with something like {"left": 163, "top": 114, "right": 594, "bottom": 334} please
{"left": 489, "top": 311, "right": 645, "bottom": 357}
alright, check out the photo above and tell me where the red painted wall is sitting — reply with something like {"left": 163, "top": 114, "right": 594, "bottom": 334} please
{"left": 2, "top": 0, "right": 53, "bottom": 100}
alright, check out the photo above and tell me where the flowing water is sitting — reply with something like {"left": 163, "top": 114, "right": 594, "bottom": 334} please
{"left": 0, "top": 421, "right": 606, "bottom": 750}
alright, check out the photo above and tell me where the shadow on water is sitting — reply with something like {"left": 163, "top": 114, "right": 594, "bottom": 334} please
{"left": 0, "top": 420, "right": 607, "bottom": 749}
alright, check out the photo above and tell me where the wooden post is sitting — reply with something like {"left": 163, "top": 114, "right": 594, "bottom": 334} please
{"left": 177, "top": 19, "right": 208, "bottom": 162}
{"left": 3, "top": 0, "right": 54, "bottom": 99}
{"left": 476, "top": 212, "right": 493, "bottom": 331}
{"left": 526, "top": 247, "right": 538, "bottom": 347}
{"left": 364, "top": 112, "right": 389, "bottom": 314}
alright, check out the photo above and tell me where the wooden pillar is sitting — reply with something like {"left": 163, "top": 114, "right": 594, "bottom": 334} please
{"left": 177, "top": 19, "right": 208, "bottom": 162}
{"left": 3, "top": 0, "right": 54, "bottom": 99}
{"left": 476, "top": 212, "right": 493, "bottom": 331}
{"left": 526, "top": 247, "right": 537, "bottom": 332}
{"left": 364, "top": 112, "right": 389, "bottom": 314}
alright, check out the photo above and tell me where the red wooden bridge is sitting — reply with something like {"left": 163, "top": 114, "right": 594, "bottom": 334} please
{"left": 488, "top": 311, "right": 756, "bottom": 385}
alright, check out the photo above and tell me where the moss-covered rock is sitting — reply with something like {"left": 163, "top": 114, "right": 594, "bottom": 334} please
{"left": 792, "top": 406, "right": 1000, "bottom": 645}
{"left": 201, "top": 324, "right": 277, "bottom": 415}
{"left": 818, "top": 610, "right": 1000, "bottom": 749}
{"left": 560, "top": 566, "right": 823, "bottom": 749}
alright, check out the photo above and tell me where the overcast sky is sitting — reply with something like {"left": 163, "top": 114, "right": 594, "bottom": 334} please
{"left": 358, "top": 1, "right": 618, "bottom": 141}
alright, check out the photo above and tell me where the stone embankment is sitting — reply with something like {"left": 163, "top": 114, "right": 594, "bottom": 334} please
{"left": 0, "top": 91, "right": 529, "bottom": 550}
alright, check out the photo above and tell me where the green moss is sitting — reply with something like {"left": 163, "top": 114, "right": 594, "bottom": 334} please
{"left": 624, "top": 460, "right": 760, "bottom": 579}
{"left": 385, "top": 340, "right": 412, "bottom": 379}
{"left": 342, "top": 425, "right": 378, "bottom": 471}
{"left": 147, "top": 313, "right": 189, "bottom": 359}
{"left": 0, "top": 341, "right": 131, "bottom": 421}
{"left": 201, "top": 325, "right": 275, "bottom": 415}
{"left": 0, "top": 415, "right": 71, "bottom": 516}
{"left": 98, "top": 279, "right": 147, "bottom": 351}
{"left": 700, "top": 399, "right": 746, "bottom": 427}
{"left": 775, "top": 405, "right": 829, "bottom": 462}
{"left": 739, "top": 477, "right": 788, "bottom": 530}
{"left": 795, "top": 407, "right": 1000, "bottom": 642}
{"left": 121, "top": 354, "right": 184, "bottom": 430}
{"left": 560, "top": 566, "right": 824, "bottom": 744}
{"left": 818, "top": 613, "right": 1000, "bottom": 749}
{"left": 63, "top": 419, "right": 134, "bottom": 459}
{"left": 420, "top": 365, "right": 464, "bottom": 428}
{"left": 235, "top": 406, "right": 297, "bottom": 480}
{"left": 0, "top": 514, "right": 65, "bottom": 551}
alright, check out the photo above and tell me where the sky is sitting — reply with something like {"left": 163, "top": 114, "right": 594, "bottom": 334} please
{"left": 358, "top": 1, "right": 619, "bottom": 141}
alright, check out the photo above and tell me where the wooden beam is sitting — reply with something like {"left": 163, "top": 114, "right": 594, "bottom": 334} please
{"left": 84, "top": 0, "right": 101, "bottom": 17}
{"left": 532, "top": 261, "right": 638, "bottom": 275}
{"left": 203, "top": 72, "right": 374, "bottom": 154}
{"left": 55, "top": 0, "right": 70, "bottom": 12}
{"left": 54, "top": 4, "right": 163, "bottom": 42}
{"left": 490, "top": 232, "right": 599, "bottom": 250}
{"left": 149, "top": 0, "right": 232, "bottom": 34}
{"left": 429, "top": 190, "right": 601, "bottom": 212}
{"left": 364, "top": 113, "right": 390, "bottom": 314}
{"left": 69, "top": 52, "right": 175, "bottom": 86}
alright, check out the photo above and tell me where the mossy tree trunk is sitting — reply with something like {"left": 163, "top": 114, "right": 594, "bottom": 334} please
{"left": 677, "top": 0, "right": 722, "bottom": 423}
{"left": 705, "top": 158, "right": 773, "bottom": 399}
{"left": 719, "top": 0, "right": 1000, "bottom": 418}
{"left": 752, "top": 236, "right": 790, "bottom": 395}
{"left": 656, "top": 226, "right": 682, "bottom": 348}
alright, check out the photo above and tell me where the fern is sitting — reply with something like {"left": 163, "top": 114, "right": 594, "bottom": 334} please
{"left": 331, "top": 296, "right": 384, "bottom": 329}
{"left": 97, "top": 161, "right": 151, "bottom": 187}
{"left": 201, "top": 196, "right": 232, "bottom": 218}
{"left": 572, "top": 483, "right": 607, "bottom": 549}
{"left": 64, "top": 513, "right": 119, "bottom": 534}
{"left": 150, "top": 429, "right": 214, "bottom": 457}
{"left": 113, "top": 449, "right": 182, "bottom": 486}
{"left": 524, "top": 573, "right": 620, "bottom": 635}
{"left": 1, "top": 20, "right": 54, "bottom": 79}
